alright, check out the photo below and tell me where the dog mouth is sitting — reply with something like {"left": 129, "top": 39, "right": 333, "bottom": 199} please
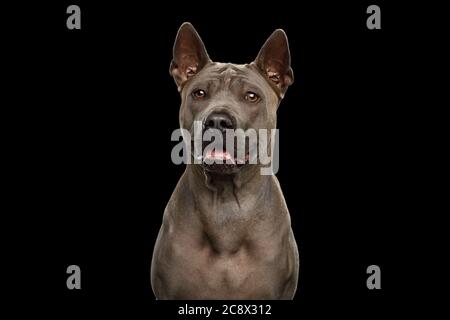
{"left": 201, "top": 148, "right": 250, "bottom": 174}
{"left": 189, "top": 124, "right": 255, "bottom": 174}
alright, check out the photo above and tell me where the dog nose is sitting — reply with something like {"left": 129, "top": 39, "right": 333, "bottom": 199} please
{"left": 204, "top": 113, "right": 235, "bottom": 131}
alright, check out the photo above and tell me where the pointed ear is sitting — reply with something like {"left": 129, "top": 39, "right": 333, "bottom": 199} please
{"left": 169, "top": 22, "right": 211, "bottom": 91}
{"left": 253, "top": 29, "right": 294, "bottom": 98}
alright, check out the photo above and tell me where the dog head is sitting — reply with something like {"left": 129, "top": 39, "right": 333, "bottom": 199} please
{"left": 170, "top": 22, "right": 293, "bottom": 175}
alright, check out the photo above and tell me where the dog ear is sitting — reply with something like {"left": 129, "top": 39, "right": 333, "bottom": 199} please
{"left": 170, "top": 22, "right": 211, "bottom": 91}
{"left": 253, "top": 29, "right": 294, "bottom": 98}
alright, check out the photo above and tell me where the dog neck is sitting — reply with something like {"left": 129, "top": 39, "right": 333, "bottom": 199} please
{"left": 185, "top": 164, "right": 274, "bottom": 253}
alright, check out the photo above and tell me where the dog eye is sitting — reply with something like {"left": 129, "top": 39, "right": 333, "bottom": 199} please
{"left": 192, "top": 89, "right": 206, "bottom": 99}
{"left": 244, "top": 91, "right": 259, "bottom": 102}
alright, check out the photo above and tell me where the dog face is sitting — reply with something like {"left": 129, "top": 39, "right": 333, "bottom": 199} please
{"left": 170, "top": 23, "right": 294, "bottom": 174}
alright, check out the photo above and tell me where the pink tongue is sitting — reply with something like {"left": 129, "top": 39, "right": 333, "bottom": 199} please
{"left": 206, "top": 150, "right": 232, "bottom": 161}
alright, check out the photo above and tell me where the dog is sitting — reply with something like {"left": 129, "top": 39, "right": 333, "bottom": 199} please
{"left": 151, "top": 22, "right": 299, "bottom": 299}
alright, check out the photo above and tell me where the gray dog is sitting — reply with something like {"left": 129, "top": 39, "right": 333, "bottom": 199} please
{"left": 151, "top": 22, "right": 299, "bottom": 299}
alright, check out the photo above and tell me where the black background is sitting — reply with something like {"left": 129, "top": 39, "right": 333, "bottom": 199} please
{"left": 7, "top": 0, "right": 422, "bottom": 318}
